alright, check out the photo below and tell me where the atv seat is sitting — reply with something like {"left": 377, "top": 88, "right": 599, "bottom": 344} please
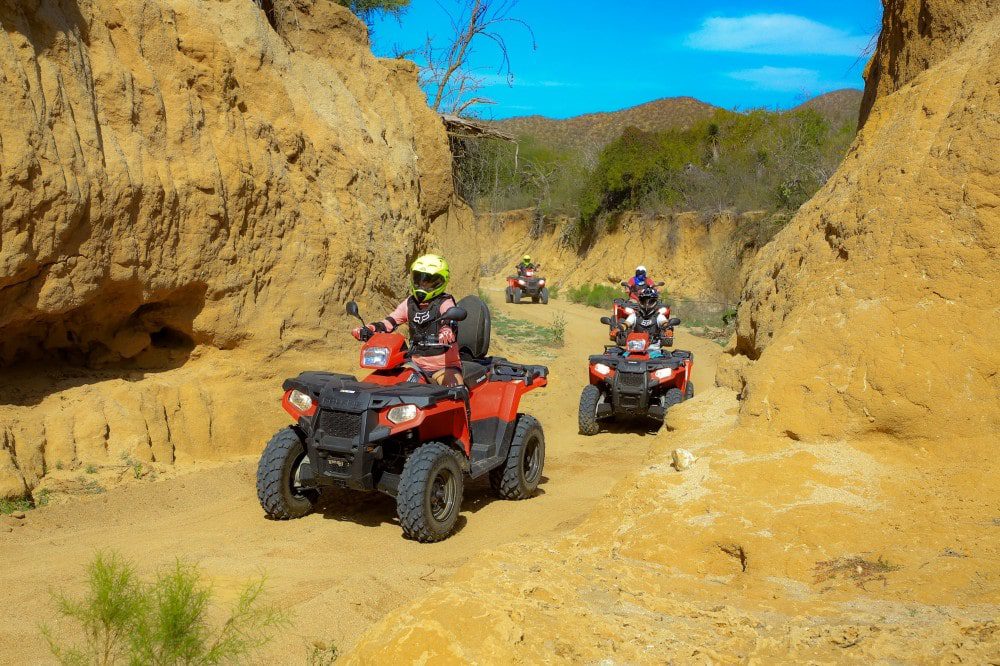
{"left": 456, "top": 295, "right": 491, "bottom": 359}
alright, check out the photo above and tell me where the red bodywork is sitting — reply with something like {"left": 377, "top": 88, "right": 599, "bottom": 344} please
{"left": 284, "top": 332, "right": 546, "bottom": 457}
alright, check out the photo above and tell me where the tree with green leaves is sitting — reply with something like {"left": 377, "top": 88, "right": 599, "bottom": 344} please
{"left": 335, "top": 0, "right": 410, "bottom": 27}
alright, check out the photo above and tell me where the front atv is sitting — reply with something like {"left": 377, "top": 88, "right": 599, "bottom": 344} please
{"left": 578, "top": 327, "right": 693, "bottom": 436}
{"left": 256, "top": 296, "right": 549, "bottom": 542}
{"left": 506, "top": 268, "right": 549, "bottom": 304}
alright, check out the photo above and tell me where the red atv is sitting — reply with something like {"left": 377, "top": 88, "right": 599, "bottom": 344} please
{"left": 506, "top": 266, "right": 549, "bottom": 304}
{"left": 256, "top": 296, "right": 548, "bottom": 542}
{"left": 607, "top": 279, "right": 667, "bottom": 345}
{"left": 579, "top": 320, "right": 692, "bottom": 436}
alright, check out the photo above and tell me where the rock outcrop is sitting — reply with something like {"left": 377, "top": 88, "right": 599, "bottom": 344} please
{"left": 0, "top": 0, "right": 478, "bottom": 498}
{"left": 727, "top": 1, "right": 1000, "bottom": 443}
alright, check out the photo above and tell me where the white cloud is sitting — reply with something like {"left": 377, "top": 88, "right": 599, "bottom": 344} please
{"left": 687, "top": 14, "right": 871, "bottom": 56}
{"left": 728, "top": 66, "right": 823, "bottom": 92}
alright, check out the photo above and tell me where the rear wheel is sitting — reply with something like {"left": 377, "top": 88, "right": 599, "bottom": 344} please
{"left": 532, "top": 294, "right": 539, "bottom": 303}
{"left": 256, "top": 428, "right": 318, "bottom": 520}
{"left": 397, "top": 442, "right": 465, "bottom": 542}
{"left": 540, "top": 288, "right": 549, "bottom": 304}
{"left": 578, "top": 385, "right": 603, "bottom": 436}
{"left": 685, "top": 381, "right": 695, "bottom": 400}
{"left": 489, "top": 415, "right": 545, "bottom": 499}
{"left": 512, "top": 288, "right": 522, "bottom": 304}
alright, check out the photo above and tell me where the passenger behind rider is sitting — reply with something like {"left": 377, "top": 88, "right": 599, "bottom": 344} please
{"left": 623, "top": 286, "right": 674, "bottom": 348}
{"left": 625, "top": 265, "right": 655, "bottom": 301}
{"left": 352, "top": 254, "right": 464, "bottom": 387}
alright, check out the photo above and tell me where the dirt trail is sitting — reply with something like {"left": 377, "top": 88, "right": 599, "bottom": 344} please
{"left": 0, "top": 293, "right": 721, "bottom": 663}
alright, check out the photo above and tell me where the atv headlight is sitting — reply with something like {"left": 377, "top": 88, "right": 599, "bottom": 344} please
{"left": 518, "top": 279, "right": 526, "bottom": 286}
{"left": 627, "top": 339, "right": 647, "bottom": 352}
{"left": 654, "top": 368, "right": 675, "bottom": 380}
{"left": 288, "top": 390, "right": 313, "bottom": 412}
{"left": 386, "top": 404, "right": 419, "bottom": 424}
{"left": 539, "top": 279, "right": 545, "bottom": 285}
{"left": 594, "top": 363, "right": 612, "bottom": 376}
{"left": 362, "top": 347, "right": 390, "bottom": 368}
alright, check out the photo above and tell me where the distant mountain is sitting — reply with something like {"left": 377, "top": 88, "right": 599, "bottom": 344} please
{"left": 488, "top": 91, "right": 864, "bottom": 160}
{"left": 489, "top": 96, "right": 719, "bottom": 161}
{"left": 793, "top": 89, "right": 864, "bottom": 129}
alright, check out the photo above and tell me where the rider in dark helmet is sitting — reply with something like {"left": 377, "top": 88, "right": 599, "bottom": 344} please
{"left": 623, "top": 286, "right": 674, "bottom": 347}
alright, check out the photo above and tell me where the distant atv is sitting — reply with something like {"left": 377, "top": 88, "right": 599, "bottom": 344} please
{"left": 506, "top": 267, "right": 549, "bottom": 304}
{"left": 579, "top": 320, "right": 692, "bottom": 436}
{"left": 257, "top": 296, "right": 549, "bottom": 542}
{"left": 606, "top": 279, "right": 666, "bottom": 345}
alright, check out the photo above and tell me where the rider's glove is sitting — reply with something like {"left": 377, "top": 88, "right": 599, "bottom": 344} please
{"left": 352, "top": 325, "right": 376, "bottom": 341}
{"left": 438, "top": 327, "right": 456, "bottom": 345}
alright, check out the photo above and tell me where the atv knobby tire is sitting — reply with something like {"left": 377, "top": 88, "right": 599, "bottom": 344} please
{"left": 540, "top": 288, "right": 549, "bottom": 305}
{"left": 685, "top": 381, "right": 695, "bottom": 400}
{"left": 512, "top": 287, "right": 522, "bottom": 304}
{"left": 578, "top": 384, "right": 602, "bottom": 436}
{"left": 531, "top": 293, "right": 539, "bottom": 304}
{"left": 489, "top": 415, "right": 545, "bottom": 499}
{"left": 397, "top": 442, "right": 465, "bottom": 542}
{"left": 257, "top": 428, "right": 317, "bottom": 520}
{"left": 505, "top": 288, "right": 513, "bottom": 303}
{"left": 663, "top": 387, "right": 684, "bottom": 410}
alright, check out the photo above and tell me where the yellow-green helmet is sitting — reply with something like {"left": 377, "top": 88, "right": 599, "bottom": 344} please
{"left": 521, "top": 255, "right": 531, "bottom": 264}
{"left": 410, "top": 254, "right": 450, "bottom": 303}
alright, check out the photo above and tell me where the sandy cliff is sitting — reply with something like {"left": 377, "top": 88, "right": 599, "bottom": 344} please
{"left": 0, "top": 0, "right": 478, "bottom": 499}
{"left": 482, "top": 208, "right": 771, "bottom": 303}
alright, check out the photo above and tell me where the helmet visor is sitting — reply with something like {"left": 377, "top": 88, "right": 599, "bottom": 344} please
{"left": 412, "top": 271, "right": 445, "bottom": 293}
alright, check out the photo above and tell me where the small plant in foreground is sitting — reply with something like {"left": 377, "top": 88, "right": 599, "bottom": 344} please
{"left": 85, "top": 464, "right": 98, "bottom": 475}
{"left": 43, "top": 552, "right": 289, "bottom": 665}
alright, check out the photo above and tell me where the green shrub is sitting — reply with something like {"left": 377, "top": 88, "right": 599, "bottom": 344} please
{"left": 0, "top": 497, "right": 33, "bottom": 514}
{"left": 566, "top": 283, "right": 620, "bottom": 310}
{"left": 43, "top": 552, "right": 288, "bottom": 665}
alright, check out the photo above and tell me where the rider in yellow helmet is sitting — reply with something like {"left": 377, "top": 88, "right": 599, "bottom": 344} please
{"left": 352, "top": 254, "right": 463, "bottom": 387}
{"left": 517, "top": 254, "right": 536, "bottom": 276}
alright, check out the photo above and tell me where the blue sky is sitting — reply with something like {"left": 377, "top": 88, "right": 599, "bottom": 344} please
{"left": 369, "top": 1, "right": 883, "bottom": 119}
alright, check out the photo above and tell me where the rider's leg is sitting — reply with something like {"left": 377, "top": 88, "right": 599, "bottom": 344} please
{"left": 431, "top": 367, "right": 464, "bottom": 388}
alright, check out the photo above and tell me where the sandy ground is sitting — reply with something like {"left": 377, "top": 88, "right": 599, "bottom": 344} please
{"left": 0, "top": 291, "right": 721, "bottom": 664}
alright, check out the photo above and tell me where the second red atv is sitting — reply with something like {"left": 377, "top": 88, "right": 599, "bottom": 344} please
{"left": 256, "top": 296, "right": 548, "bottom": 542}
{"left": 506, "top": 267, "right": 549, "bottom": 304}
{"left": 579, "top": 322, "right": 692, "bottom": 436}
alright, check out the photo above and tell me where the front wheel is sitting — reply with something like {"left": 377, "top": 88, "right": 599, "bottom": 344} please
{"left": 540, "top": 288, "right": 549, "bottom": 305}
{"left": 257, "top": 428, "right": 318, "bottom": 520}
{"left": 578, "top": 385, "right": 603, "bottom": 436}
{"left": 489, "top": 415, "right": 545, "bottom": 499}
{"left": 512, "top": 288, "right": 522, "bottom": 304}
{"left": 397, "top": 442, "right": 465, "bottom": 542}
{"left": 505, "top": 287, "right": 513, "bottom": 303}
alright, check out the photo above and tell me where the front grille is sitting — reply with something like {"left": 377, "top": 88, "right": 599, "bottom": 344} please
{"left": 618, "top": 372, "right": 645, "bottom": 388}
{"left": 319, "top": 410, "right": 362, "bottom": 438}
